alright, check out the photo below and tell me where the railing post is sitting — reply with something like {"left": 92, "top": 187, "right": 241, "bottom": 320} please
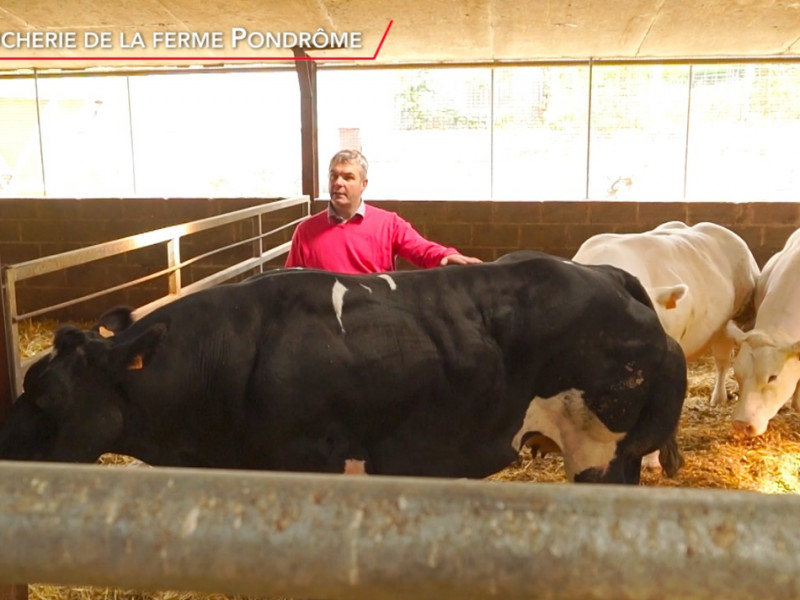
{"left": 167, "top": 236, "right": 181, "bottom": 296}
{"left": 254, "top": 213, "right": 264, "bottom": 274}
{"left": 0, "top": 265, "right": 27, "bottom": 600}
{"left": 0, "top": 266, "right": 22, "bottom": 400}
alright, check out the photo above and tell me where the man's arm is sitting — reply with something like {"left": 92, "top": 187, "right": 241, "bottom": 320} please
{"left": 392, "top": 214, "right": 482, "bottom": 268}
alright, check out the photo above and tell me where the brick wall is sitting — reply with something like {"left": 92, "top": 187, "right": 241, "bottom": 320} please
{"left": 370, "top": 200, "right": 800, "bottom": 268}
{"left": 2, "top": 197, "right": 799, "bottom": 320}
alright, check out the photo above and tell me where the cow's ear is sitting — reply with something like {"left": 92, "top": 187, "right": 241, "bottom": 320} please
{"left": 112, "top": 323, "right": 168, "bottom": 372}
{"left": 789, "top": 340, "right": 800, "bottom": 359}
{"left": 52, "top": 326, "right": 89, "bottom": 356}
{"left": 652, "top": 284, "right": 687, "bottom": 310}
{"left": 93, "top": 306, "right": 135, "bottom": 338}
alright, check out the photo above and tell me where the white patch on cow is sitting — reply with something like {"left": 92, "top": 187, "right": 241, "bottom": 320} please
{"left": 378, "top": 274, "right": 397, "bottom": 290}
{"left": 331, "top": 279, "right": 348, "bottom": 333}
{"left": 360, "top": 284, "right": 373, "bottom": 293}
{"left": 511, "top": 389, "right": 625, "bottom": 481}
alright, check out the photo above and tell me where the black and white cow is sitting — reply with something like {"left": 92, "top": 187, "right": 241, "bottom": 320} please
{"left": 0, "top": 251, "right": 686, "bottom": 484}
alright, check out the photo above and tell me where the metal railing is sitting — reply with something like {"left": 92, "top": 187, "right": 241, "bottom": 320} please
{"left": 1, "top": 196, "right": 310, "bottom": 398}
{"left": 2, "top": 460, "right": 799, "bottom": 599}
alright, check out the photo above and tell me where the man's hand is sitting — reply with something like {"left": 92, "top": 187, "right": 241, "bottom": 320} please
{"left": 441, "top": 253, "right": 483, "bottom": 266}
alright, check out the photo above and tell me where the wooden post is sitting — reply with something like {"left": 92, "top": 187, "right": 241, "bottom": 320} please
{"left": 293, "top": 47, "right": 319, "bottom": 200}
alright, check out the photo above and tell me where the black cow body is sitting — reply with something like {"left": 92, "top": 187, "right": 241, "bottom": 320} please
{"left": 0, "top": 251, "right": 686, "bottom": 484}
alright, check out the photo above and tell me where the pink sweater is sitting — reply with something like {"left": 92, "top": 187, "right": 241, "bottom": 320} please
{"left": 285, "top": 204, "right": 458, "bottom": 273}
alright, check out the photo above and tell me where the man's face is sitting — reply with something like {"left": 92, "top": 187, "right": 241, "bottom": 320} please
{"left": 329, "top": 161, "right": 367, "bottom": 216}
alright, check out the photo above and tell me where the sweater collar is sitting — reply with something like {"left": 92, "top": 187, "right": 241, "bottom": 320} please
{"left": 328, "top": 199, "right": 367, "bottom": 223}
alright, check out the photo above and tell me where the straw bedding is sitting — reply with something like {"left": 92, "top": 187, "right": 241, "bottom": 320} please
{"left": 16, "top": 320, "right": 799, "bottom": 600}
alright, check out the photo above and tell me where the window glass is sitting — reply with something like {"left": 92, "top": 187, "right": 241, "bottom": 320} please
{"left": 128, "top": 71, "right": 301, "bottom": 197}
{"left": 4, "top": 63, "right": 800, "bottom": 201}
{"left": 37, "top": 76, "right": 134, "bottom": 197}
{"left": 0, "top": 78, "right": 44, "bottom": 197}
{"left": 492, "top": 66, "right": 590, "bottom": 200}
{"left": 686, "top": 63, "right": 800, "bottom": 201}
{"left": 589, "top": 65, "right": 690, "bottom": 201}
{"left": 318, "top": 68, "right": 492, "bottom": 200}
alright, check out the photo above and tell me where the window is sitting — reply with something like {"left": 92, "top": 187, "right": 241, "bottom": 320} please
{"left": 129, "top": 71, "right": 300, "bottom": 197}
{"left": 492, "top": 66, "right": 589, "bottom": 200}
{"left": 318, "top": 69, "right": 492, "bottom": 199}
{"left": 3, "top": 61, "right": 800, "bottom": 201}
{"left": 686, "top": 63, "right": 800, "bottom": 201}
{"left": 589, "top": 65, "right": 690, "bottom": 201}
{"left": 37, "top": 76, "right": 134, "bottom": 197}
{"left": 0, "top": 78, "right": 44, "bottom": 197}
{"left": 0, "top": 70, "right": 301, "bottom": 198}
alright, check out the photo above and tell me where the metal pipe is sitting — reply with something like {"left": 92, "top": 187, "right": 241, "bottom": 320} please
{"left": 1, "top": 461, "right": 799, "bottom": 599}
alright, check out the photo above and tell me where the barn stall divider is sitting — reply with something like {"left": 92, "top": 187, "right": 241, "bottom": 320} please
{"left": 0, "top": 195, "right": 310, "bottom": 399}
{"left": 1, "top": 460, "right": 798, "bottom": 600}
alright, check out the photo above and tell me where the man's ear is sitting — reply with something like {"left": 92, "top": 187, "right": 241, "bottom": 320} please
{"left": 110, "top": 323, "right": 168, "bottom": 372}
{"left": 361, "top": 177, "right": 368, "bottom": 192}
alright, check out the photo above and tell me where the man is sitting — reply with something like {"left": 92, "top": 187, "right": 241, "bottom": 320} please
{"left": 285, "top": 150, "right": 482, "bottom": 273}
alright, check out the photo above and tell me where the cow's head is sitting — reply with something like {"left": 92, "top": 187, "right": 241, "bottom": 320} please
{"left": 727, "top": 321, "right": 800, "bottom": 437}
{"left": 0, "top": 315, "right": 166, "bottom": 463}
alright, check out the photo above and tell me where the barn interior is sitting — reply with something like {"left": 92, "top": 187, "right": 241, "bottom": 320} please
{"left": 3, "top": 1, "right": 800, "bottom": 599}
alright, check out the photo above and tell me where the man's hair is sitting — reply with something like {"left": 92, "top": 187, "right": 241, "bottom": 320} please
{"left": 329, "top": 149, "right": 368, "bottom": 179}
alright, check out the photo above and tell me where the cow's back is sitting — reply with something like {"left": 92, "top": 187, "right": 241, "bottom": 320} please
{"left": 754, "top": 228, "right": 800, "bottom": 334}
{"left": 573, "top": 222, "right": 758, "bottom": 358}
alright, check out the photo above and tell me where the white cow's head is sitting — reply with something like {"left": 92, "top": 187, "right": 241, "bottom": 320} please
{"left": 727, "top": 321, "right": 800, "bottom": 437}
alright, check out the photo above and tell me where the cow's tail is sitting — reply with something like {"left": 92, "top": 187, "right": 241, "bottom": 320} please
{"left": 731, "top": 286, "right": 757, "bottom": 332}
{"left": 658, "top": 430, "right": 684, "bottom": 478}
{"left": 620, "top": 336, "right": 687, "bottom": 479}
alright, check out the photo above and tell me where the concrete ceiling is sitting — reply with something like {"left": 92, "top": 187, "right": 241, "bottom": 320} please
{"left": 1, "top": 0, "right": 799, "bottom": 72}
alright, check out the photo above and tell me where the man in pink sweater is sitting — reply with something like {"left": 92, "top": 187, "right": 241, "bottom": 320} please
{"left": 285, "top": 150, "right": 482, "bottom": 273}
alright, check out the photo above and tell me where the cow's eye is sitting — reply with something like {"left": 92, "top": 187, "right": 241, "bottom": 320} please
{"left": 768, "top": 374, "right": 778, "bottom": 384}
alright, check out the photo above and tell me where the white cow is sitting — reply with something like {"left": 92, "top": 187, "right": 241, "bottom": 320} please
{"left": 727, "top": 228, "right": 800, "bottom": 436}
{"left": 573, "top": 222, "right": 759, "bottom": 468}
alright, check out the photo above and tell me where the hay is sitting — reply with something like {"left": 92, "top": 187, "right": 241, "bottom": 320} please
{"left": 18, "top": 319, "right": 61, "bottom": 360}
{"left": 18, "top": 318, "right": 93, "bottom": 360}
{"left": 13, "top": 321, "right": 800, "bottom": 600}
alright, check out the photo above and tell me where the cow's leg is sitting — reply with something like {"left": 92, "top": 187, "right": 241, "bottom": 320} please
{"left": 709, "top": 332, "right": 735, "bottom": 406}
{"left": 792, "top": 380, "right": 800, "bottom": 411}
{"left": 641, "top": 449, "right": 661, "bottom": 471}
{"left": 574, "top": 455, "right": 641, "bottom": 484}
